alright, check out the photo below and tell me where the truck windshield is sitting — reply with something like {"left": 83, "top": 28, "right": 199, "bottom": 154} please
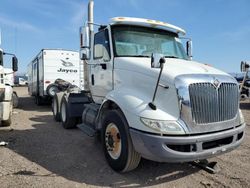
{"left": 112, "top": 25, "right": 188, "bottom": 60}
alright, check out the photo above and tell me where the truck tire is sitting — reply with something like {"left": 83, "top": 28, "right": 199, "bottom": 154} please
{"left": 46, "top": 84, "right": 59, "bottom": 97}
{"left": 52, "top": 93, "right": 62, "bottom": 122}
{"left": 102, "top": 110, "right": 141, "bottom": 172}
{"left": 2, "top": 102, "right": 13, "bottom": 127}
{"left": 12, "top": 92, "right": 19, "bottom": 108}
{"left": 60, "top": 96, "right": 77, "bottom": 129}
{"left": 1, "top": 112, "right": 12, "bottom": 127}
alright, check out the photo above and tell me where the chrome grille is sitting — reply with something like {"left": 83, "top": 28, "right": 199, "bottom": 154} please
{"left": 189, "top": 83, "right": 239, "bottom": 124}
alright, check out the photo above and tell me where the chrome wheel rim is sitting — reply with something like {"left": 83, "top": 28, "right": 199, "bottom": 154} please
{"left": 105, "top": 123, "right": 121, "bottom": 160}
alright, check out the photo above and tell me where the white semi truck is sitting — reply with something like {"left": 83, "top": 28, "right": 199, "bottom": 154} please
{"left": 4, "top": 68, "right": 19, "bottom": 108}
{"left": 53, "top": 0, "right": 245, "bottom": 172}
{"left": 0, "top": 48, "right": 18, "bottom": 126}
{"left": 27, "top": 49, "right": 82, "bottom": 105}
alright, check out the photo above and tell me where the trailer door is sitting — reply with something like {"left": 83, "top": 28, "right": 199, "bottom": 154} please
{"left": 32, "top": 58, "right": 39, "bottom": 96}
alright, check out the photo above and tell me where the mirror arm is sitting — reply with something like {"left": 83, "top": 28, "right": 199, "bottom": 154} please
{"left": 3, "top": 52, "right": 16, "bottom": 57}
{"left": 149, "top": 58, "right": 165, "bottom": 110}
{"left": 4, "top": 72, "right": 14, "bottom": 75}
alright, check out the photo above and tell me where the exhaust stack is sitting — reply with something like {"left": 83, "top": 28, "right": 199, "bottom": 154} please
{"left": 83, "top": 0, "right": 94, "bottom": 91}
{"left": 88, "top": 0, "right": 94, "bottom": 33}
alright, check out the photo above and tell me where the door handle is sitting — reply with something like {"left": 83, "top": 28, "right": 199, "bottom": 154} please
{"left": 91, "top": 74, "right": 95, "bottom": 85}
{"left": 100, "top": 63, "right": 107, "bottom": 70}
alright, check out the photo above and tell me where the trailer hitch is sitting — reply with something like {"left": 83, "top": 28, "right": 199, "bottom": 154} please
{"left": 189, "top": 159, "right": 220, "bottom": 174}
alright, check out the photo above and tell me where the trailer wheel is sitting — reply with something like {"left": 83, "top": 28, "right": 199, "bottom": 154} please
{"left": 102, "top": 110, "right": 141, "bottom": 172}
{"left": 60, "top": 96, "right": 77, "bottom": 129}
{"left": 35, "top": 96, "right": 43, "bottom": 106}
{"left": 52, "top": 94, "right": 62, "bottom": 122}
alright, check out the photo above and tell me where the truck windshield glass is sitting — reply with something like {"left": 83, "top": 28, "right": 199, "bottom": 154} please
{"left": 112, "top": 25, "right": 188, "bottom": 60}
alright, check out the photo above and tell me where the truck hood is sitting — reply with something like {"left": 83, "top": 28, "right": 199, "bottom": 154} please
{"left": 114, "top": 57, "right": 230, "bottom": 84}
{"left": 114, "top": 57, "right": 239, "bottom": 134}
{"left": 162, "top": 58, "right": 228, "bottom": 78}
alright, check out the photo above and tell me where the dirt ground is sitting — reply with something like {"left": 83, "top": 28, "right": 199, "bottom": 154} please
{"left": 0, "top": 87, "right": 249, "bottom": 188}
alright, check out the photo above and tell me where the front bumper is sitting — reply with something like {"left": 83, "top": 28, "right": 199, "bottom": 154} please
{"left": 130, "top": 124, "right": 245, "bottom": 163}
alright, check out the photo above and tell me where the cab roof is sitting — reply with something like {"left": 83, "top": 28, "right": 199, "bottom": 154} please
{"left": 110, "top": 17, "right": 186, "bottom": 35}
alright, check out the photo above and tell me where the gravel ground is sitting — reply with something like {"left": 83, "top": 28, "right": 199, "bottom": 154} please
{"left": 0, "top": 87, "right": 249, "bottom": 188}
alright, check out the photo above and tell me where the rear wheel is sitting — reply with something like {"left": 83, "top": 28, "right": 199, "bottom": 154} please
{"left": 60, "top": 96, "right": 77, "bottom": 129}
{"left": 102, "top": 110, "right": 141, "bottom": 172}
{"left": 52, "top": 93, "right": 62, "bottom": 122}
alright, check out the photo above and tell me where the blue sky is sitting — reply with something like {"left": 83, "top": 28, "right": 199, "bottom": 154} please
{"left": 0, "top": 0, "right": 249, "bottom": 74}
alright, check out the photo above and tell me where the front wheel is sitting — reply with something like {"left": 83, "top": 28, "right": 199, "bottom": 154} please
{"left": 1, "top": 102, "right": 13, "bottom": 127}
{"left": 102, "top": 110, "right": 141, "bottom": 172}
{"left": 1, "top": 112, "right": 12, "bottom": 127}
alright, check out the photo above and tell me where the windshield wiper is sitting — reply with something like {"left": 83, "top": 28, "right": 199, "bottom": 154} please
{"left": 164, "top": 55, "right": 179, "bottom": 59}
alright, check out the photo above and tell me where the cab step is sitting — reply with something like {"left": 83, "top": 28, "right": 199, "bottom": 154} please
{"left": 77, "top": 123, "right": 96, "bottom": 137}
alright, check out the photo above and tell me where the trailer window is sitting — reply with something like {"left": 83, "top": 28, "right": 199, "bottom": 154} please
{"left": 94, "top": 29, "right": 111, "bottom": 61}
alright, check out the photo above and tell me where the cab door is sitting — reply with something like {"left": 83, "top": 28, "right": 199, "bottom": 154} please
{"left": 89, "top": 28, "right": 113, "bottom": 104}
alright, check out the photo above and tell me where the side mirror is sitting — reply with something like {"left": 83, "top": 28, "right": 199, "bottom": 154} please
{"left": 186, "top": 40, "right": 193, "bottom": 59}
{"left": 94, "top": 44, "right": 104, "bottom": 59}
{"left": 241, "top": 61, "right": 250, "bottom": 72}
{"left": 151, "top": 53, "right": 165, "bottom": 68}
{"left": 12, "top": 56, "right": 18, "bottom": 72}
{"left": 80, "top": 26, "right": 90, "bottom": 60}
{"left": 81, "top": 48, "right": 90, "bottom": 60}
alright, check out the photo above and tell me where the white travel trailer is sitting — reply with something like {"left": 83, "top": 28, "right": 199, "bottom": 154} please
{"left": 27, "top": 49, "right": 81, "bottom": 104}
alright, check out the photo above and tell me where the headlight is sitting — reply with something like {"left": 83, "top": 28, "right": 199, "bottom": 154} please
{"left": 0, "top": 88, "right": 5, "bottom": 102}
{"left": 140, "top": 117, "right": 185, "bottom": 135}
{"left": 239, "top": 110, "right": 245, "bottom": 124}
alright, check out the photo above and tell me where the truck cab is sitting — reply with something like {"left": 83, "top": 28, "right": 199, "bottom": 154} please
{"left": 0, "top": 48, "right": 18, "bottom": 126}
{"left": 56, "top": 0, "right": 244, "bottom": 172}
{"left": 81, "top": 16, "right": 244, "bottom": 170}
